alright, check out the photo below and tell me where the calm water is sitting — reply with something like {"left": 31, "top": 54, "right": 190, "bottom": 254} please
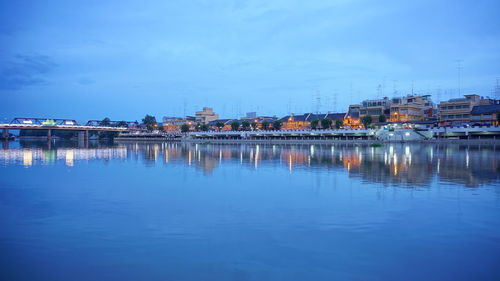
{"left": 1, "top": 141, "right": 500, "bottom": 281}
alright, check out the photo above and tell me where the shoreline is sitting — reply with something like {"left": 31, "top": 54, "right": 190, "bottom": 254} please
{"left": 113, "top": 137, "right": 500, "bottom": 145}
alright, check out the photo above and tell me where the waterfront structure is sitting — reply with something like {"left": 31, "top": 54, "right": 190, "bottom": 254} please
{"left": 357, "top": 97, "right": 392, "bottom": 120}
{"left": 280, "top": 113, "right": 346, "bottom": 130}
{"left": 438, "top": 94, "right": 495, "bottom": 125}
{"left": 344, "top": 105, "right": 362, "bottom": 128}
{"left": 162, "top": 116, "right": 196, "bottom": 131}
{"left": 195, "top": 107, "right": 219, "bottom": 124}
{"left": 389, "top": 95, "right": 436, "bottom": 122}
{"left": 470, "top": 104, "right": 500, "bottom": 125}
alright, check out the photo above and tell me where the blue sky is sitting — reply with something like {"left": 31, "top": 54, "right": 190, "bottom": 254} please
{"left": 1, "top": 0, "right": 499, "bottom": 122}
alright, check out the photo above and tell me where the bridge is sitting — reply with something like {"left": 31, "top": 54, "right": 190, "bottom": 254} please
{"left": 1, "top": 117, "right": 133, "bottom": 142}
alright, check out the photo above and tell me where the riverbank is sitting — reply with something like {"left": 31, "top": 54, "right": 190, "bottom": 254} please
{"left": 180, "top": 138, "right": 500, "bottom": 145}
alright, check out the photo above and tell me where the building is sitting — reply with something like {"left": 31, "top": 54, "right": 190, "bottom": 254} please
{"left": 357, "top": 97, "right": 392, "bottom": 121}
{"left": 280, "top": 113, "right": 346, "bottom": 130}
{"left": 470, "top": 104, "right": 500, "bottom": 125}
{"left": 438, "top": 94, "right": 494, "bottom": 125}
{"left": 162, "top": 116, "right": 195, "bottom": 131}
{"left": 344, "top": 105, "right": 362, "bottom": 128}
{"left": 389, "top": 95, "right": 435, "bottom": 123}
{"left": 195, "top": 107, "right": 219, "bottom": 124}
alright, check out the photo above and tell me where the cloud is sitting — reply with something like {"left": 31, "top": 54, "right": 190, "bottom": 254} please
{"left": 0, "top": 54, "right": 58, "bottom": 91}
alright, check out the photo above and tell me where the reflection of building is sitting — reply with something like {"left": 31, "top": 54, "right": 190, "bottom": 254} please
{"left": 195, "top": 107, "right": 219, "bottom": 124}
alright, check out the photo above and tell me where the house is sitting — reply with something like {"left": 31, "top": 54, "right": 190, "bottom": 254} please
{"left": 470, "top": 104, "right": 500, "bottom": 126}
{"left": 280, "top": 112, "right": 346, "bottom": 130}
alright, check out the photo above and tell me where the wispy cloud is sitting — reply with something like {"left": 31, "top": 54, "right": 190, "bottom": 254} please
{"left": 0, "top": 54, "right": 58, "bottom": 90}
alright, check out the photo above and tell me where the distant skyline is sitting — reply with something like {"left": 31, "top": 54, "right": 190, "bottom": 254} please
{"left": 1, "top": 0, "right": 499, "bottom": 122}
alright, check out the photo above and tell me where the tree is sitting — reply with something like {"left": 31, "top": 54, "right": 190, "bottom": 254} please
{"left": 231, "top": 121, "right": 240, "bottom": 131}
{"left": 142, "top": 115, "right": 157, "bottom": 131}
{"left": 216, "top": 121, "right": 225, "bottom": 131}
{"left": 251, "top": 121, "right": 258, "bottom": 130}
{"left": 261, "top": 121, "right": 269, "bottom": 130}
{"left": 180, "top": 124, "right": 190, "bottom": 133}
{"left": 99, "top": 117, "right": 111, "bottom": 126}
{"left": 321, "top": 118, "right": 332, "bottom": 129}
{"left": 200, "top": 124, "right": 209, "bottom": 131}
{"left": 241, "top": 120, "right": 250, "bottom": 131}
{"left": 116, "top": 121, "right": 128, "bottom": 128}
{"left": 335, "top": 119, "right": 343, "bottom": 129}
{"left": 378, "top": 114, "right": 387, "bottom": 123}
{"left": 273, "top": 120, "right": 282, "bottom": 130}
{"left": 361, "top": 115, "right": 373, "bottom": 128}
{"left": 311, "top": 119, "right": 319, "bottom": 129}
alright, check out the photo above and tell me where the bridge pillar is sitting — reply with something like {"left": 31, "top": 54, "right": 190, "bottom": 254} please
{"left": 77, "top": 130, "right": 89, "bottom": 147}
{"left": 2, "top": 129, "right": 8, "bottom": 139}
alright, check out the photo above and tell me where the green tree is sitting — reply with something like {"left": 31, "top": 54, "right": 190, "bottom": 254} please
{"left": 335, "top": 119, "right": 343, "bottom": 129}
{"left": 99, "top": 117, "right": 111, "bottom": 126}
{"left": 251, "top": 121, "right": 258, "bottom": 130}
{"left": 241, "top": 120, "right": 250, "bottom": 131}
{"left": 116, "top": 121, "right": 128, "bottom": 128}
{"left": 142, "top": 115, "right": 157, "bottom": 131}
{"left": 273, "top": 120, "right": 282, "bottom": 130}
{"left": 321, "top": 118, "right": 332, "bottom": 129}
{"left": 216, "top": 121, "right": 225, "bottom": 131}
{"left": 261, "top": 121, "right": 269, "bottom": 130}
{"left": 361, "top": 115, "right": 373, "bottom": 128}
{"left": 231, "top": 121, "right": 240, "bottom": 131}
{"left": 200, "top": 124, "right": 209, "bottom": 131}
{"left": 310, "top": 119, "right": 319, "bottom": 129}
{"left": 378, "top": 114, "right": 387, "bottom": 123}
{"left": 180, "top": 124, "right": 190, "bottom": 133}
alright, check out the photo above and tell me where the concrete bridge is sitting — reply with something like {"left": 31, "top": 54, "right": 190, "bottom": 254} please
{"left": 1, "top": 117, "right": 131, "bottom": 143}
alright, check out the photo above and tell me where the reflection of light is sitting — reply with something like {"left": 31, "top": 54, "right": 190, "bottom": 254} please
{"left": 255, "top": 145, "right": 259, "bottom": 169}
{"left": 405, "top": 146, "right": 410, "bottom": 156}
{"left": 437, "top": 158, "right": 440, "bottom": 174}
{"left": 23, "top": 150, "right": 33, "bottom": 167}
{"left": 65, "top": 149, "right": 74, "bottom": 166}
{"left": 347, "top": 161, "right": 351, "bottom": 172}
{"left": 188, "top": 150, "right": 192, "bottom": 166}
{"left": 310, "top": 145, "right": 314, "bottom": 156}
{"left": 165, "top": 150, "right": 169, "bottom": 163}
{"left": 466, "top": 150, "right": 469, "bottom": 167}
{"left": 389, "top": 146, "right": 394, "bottom": 154}
{"left": 405, "top": 132, "right": 410, "bottom": 136}
{"left": 288, "top": 154, "right": 292, "bottom": 172}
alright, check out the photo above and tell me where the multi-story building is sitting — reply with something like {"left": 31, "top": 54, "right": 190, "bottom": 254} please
{"left": 470, "top": 104, "right": 500, "bottom": 125}
{"left": 389, "top": 95, "right": 435, "bottom": 122}
{"left": 358, "top": 97, "right": 392, "bottom": 120}
{"left": 438, "top": 94, "right": 494, "bottom": 125}
{"left": 195, "top": 107, "right": 219, "bottom": 124}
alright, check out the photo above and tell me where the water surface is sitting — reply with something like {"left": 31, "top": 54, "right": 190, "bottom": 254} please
{"left": 1, "top": 141, "right": 499, "bottom": 281}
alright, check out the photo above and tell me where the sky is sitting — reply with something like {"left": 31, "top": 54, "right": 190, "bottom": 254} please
{"left": 1, "top": 0, "right": 499, "bottom": 122}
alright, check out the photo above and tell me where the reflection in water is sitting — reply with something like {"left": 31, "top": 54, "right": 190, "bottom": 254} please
{"left": 1, "top": 142, "right": 499, "bottom": 187}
